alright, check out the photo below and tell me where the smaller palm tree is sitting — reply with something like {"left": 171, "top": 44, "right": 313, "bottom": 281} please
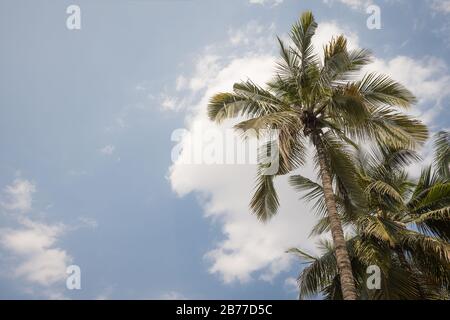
{"left": 289, "top": 133, "right": 450, "bottom": 299}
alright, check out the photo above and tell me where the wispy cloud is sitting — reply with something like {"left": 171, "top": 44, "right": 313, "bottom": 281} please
{"left": 78, "top": 216, "right": 98, "bottom": 229}
{"left": 0, "top": 179, "right": 73, "bottom": 298}
{"left": 322, "top": 0, "right": 373, "bottom": 10}
{"left": 99, "top": 145, "right": 115, "bottom": 156}
{"left": 159, "top": 291, "right": 187, "bottom": 300}
{"left": 429, "top": 0, "right": 450, "bottom": 14}
{"left": 249, "top": 0, "right": 284, "bottom": 6}
{"left": 1, "top": 219, "right": 71, "bottom": 286}
{"left": 284, "top": 277, "right": 299, "bottom": 294}
{"left": 1, "top": 179, "right": 36, "bottom": 213}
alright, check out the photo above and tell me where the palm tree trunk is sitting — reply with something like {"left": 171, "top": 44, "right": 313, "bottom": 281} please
{"left": 314, "top": 135, "right": 358, "bottom": 300}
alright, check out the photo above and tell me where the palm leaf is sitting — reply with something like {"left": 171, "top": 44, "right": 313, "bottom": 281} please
{"left": 250, "top": 168, "right": 280, "bottom": 222}
{"left": 434, "top": 131, "right": 450, "bottom": 179}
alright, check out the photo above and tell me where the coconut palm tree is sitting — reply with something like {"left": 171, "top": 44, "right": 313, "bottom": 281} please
{"left": 289, "top": 136, "right": 450, "bottom": 299}
{"left": 207, "top": 12, "right": 428, "bottom": 300}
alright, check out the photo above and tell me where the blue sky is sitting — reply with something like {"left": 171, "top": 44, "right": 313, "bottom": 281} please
{"left": 0, "top": 0, "right": 449, "bottom": 299}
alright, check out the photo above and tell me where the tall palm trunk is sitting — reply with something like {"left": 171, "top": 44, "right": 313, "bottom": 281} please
{"left": 314, "top": 135, "right": 358, "bottom": 300}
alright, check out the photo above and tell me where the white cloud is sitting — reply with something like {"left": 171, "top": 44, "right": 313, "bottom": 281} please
{"left": 284, "top": 276, "right": 299, "bottom": 293}
{"left": 322, "top": 0, "right": 373, "bottom": 10}
{"left": 249, "top": 0, "right": 283, "bottom": 6}
{"left": 1, "top": 179, "right": 36, "bottom": 213}
{"left": 0, "top": 179, "right": 73, "bottom": 296}
{"left": 429, "top": 0, "right": 450, "bottom": 47}
{"left": 1, "top": 222, "right": 71, "bottom": 286}
{"left": 99, "top": 145, "right": 115, "bottom": 156}
{"left": 176, "top": 75, "right": 188, "bottom": 91}
{"left": 430, "top": 0, "right": 450, "bottom": 13}
{"left": 161, "top": 95, "right": 179, "bottom": 111}
{"left": 228, "top": 21, "right": 275, "bottom": 47}
{"left": 78, "top": 216, "right": 98, "bottom": 229}
{"left": 159, "top": 291, "right": 187, "bottom": 300}
{"left": 199, "top": 172, "right": 319, "bottom": 283}
{"left": 159, "top": 21, "right": 277, "bottom": 113}
{"left": 188, "top": 55, "right": 221, "bottom": 92}
{"left": 1, "top": 221, "right": 63, "bottom": 255}
{"left": 434, "top": 21, "right": 450, "bottom": 48}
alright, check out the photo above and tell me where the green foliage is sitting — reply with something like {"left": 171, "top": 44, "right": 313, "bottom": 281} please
{"left": 291, "top": 141, "right": 450, "bottom": 300}
{"left": 434, "top": 131, "right": 450, "bottom": 179}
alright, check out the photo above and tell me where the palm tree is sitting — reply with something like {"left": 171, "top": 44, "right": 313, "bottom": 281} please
{"left": 290, "top": 137, "right": 450, "bottom": 299}
{"left": 207, "top": 12, "right": 428, "bottom": 300}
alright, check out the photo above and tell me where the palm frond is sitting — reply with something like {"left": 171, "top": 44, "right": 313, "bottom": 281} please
{"left": 289, "top": 174, "right": 329, "bottom": 217}
{"left": 318, "top": 132, "right": 367, "bottom": 209}
{"left": 321, "top": 36, "right": 373, "bottom": 85}
{"left": 401, "top": 231, "right": 450, "bottom": 264}
{"left": 358, "top": 106, "right": 429, "bottom": 148}
{"left": 250, "top": 168, "right": 280, "bottom": 222}
{"left": 234, "top": 111, "right": 300, "bottom": 132}
{"left": 290, "top": 11, "right": 318, "bottom": 73}
{"left": 207, "top": 81, "right": 284, "bottom": 123}
{"left": 357, "top": 73, "right": 417, "bottom": 108}
{"left": 357, "top": 215, "right": 402, "bottom": 247}
{"left": 366, "top": 180, "right": 405, "bottom": 205}
{"left": 433, "top": 131, "right": 450, "bottom": 179}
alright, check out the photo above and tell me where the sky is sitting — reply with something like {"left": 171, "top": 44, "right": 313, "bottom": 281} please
{"left": 0, "top": 0, "right": 449, "bottom": 299}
